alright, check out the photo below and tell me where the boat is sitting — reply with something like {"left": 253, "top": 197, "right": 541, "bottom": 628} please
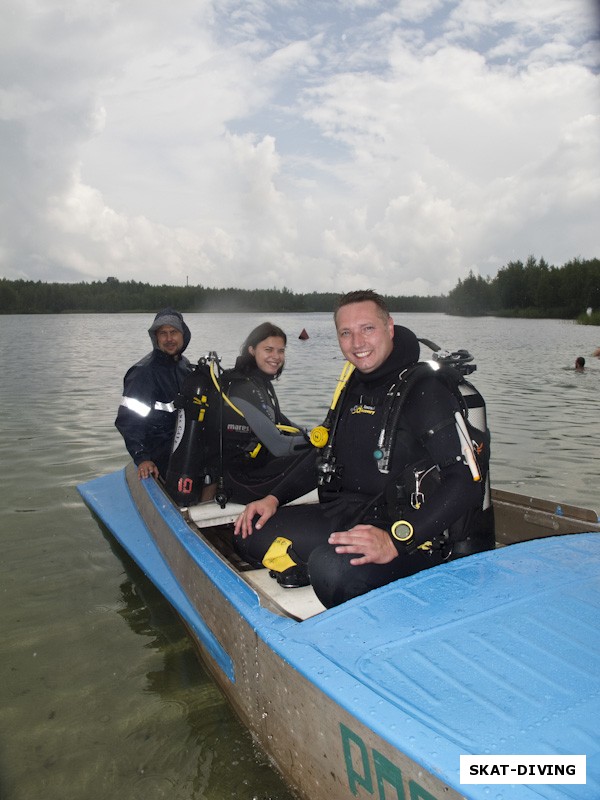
{"left": 78, "top": 463, "right": 600, "bottom": 800}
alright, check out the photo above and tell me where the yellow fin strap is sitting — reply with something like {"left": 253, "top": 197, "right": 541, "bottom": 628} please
{"left": 262, "top": 537, "right": 297, "bottom": 573}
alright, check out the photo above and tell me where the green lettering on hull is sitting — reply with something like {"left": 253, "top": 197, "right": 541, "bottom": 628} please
{"left": 340, "top": 723, "right": 439, "bottom": 800}
{"left": 341, "top": 723, "right": 374, "bottom": 795}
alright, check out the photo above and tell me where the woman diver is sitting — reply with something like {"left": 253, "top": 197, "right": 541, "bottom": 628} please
{"left": 215, "top": 322, "right": 315, "bottom": 504}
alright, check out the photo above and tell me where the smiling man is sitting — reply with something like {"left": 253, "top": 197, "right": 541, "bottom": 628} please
{"left": 115, "top": 308, "right": 192, "bottom": 480}
{"left": 234, "top": 289, "right": 495, "bottom": 606}
{"left": 335, "top": 292, "right": 395, "bottom": 373}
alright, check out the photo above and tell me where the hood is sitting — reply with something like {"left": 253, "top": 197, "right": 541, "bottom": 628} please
{"left": 148, "top": 308, "right": 191, "bottom": 355}
{"left": 392, "top": 324, "right": 420, "bottom": 369}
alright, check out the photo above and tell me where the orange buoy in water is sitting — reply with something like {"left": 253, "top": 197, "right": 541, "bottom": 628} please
{"left": 299, "top": 328, "right": 309, "bottom": 340}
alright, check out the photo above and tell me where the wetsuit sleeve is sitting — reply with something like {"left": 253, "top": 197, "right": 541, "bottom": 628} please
{"left": 366, "top": 376, "right": 482, "bottom": 551}
{"left": 228, "top": 393, "right": 310, "bottom": 458}
{"left": 115, "top": 365, "right": 157, "bottom": 465}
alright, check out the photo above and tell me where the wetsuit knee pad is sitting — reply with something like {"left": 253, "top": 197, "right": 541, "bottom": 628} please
{"left": 308, "top": 546, "right": 374, "bottom": 609}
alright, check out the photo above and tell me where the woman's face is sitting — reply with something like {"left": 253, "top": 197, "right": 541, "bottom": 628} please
{"left": 249, "top": 336, "right": 286, "bottom": 376}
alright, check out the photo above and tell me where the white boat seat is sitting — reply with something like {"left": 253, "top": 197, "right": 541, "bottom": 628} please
{"left": 186, "top": 488, "right": 324, "bottom": 620}
{"left": 187, "top": 489, "right": 319, "bottom": 528}
{"left": 243, "top": 568, "right": 326, "bottom": 619}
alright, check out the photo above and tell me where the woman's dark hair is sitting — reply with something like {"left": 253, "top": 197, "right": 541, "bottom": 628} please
{"left": 235, "top": 322, "right": 287, "bottom": 377}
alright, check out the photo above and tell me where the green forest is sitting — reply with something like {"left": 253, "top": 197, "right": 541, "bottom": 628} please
{"left": 447, "top": 256, "right": 600, "bottom": 325}
{"left": 1, "top": 255, "right": 598, "bottom": 324}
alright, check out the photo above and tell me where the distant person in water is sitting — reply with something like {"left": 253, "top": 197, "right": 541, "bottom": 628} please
{"left": 575, "top": 357, "right": 586, "bottom": 372}
{"left": 115, "top": 308, "right": 192, "bottom": 480}
{"left": 214, "top": 322, "right": 314, "bottom": 504}
{"left": 593, "top": 347, "right": 600, "bottom": 358}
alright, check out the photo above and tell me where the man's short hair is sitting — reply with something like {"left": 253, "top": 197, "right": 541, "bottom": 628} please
{"left": 334, "top": 289, "right": 391, "bottom": 323}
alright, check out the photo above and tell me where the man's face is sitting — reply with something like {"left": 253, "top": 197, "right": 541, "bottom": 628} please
{"left": 335, "top": 300, "right": 394, "bottom": 373}
{"left": 156, "top": 325, "right": 184, "bottom": 356}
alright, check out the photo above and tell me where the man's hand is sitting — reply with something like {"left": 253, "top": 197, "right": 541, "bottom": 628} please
{"left": 328, "top": 524, "right": 398, "bottom": 565}
{"left": 234, "top": 495, "right": 279, "bottom": 538}
{"left": 138, "top": 460, "right": 159, "bottom": 480}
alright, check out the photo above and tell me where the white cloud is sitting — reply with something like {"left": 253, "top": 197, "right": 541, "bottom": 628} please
{"left": 0, "top": 0, "right": 598, "bottom": 293}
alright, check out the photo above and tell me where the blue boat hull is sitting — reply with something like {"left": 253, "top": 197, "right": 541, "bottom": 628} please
{"left": 79, "top": 467, "right": 600, "bottom": 800}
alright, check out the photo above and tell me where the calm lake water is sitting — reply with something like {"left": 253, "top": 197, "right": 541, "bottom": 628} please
{"left": 1, "top": 311, "right": 599, "bottom": 800}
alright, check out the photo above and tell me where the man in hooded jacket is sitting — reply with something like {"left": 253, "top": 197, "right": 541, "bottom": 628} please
{"left": 234, "top": 290, "right": 494, "bottom": 607}
{"left": 115, "top": 308, "right": 192, "bottom": 480}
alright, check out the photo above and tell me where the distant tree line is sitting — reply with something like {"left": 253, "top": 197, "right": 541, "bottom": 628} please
{"left": 0, "top": 256, "right": 598, "bottom": 323}
{"left": 0, "top": 279, "right": 443, "bottom": 315}
{"left": 447, "top": 256, "right": 600, "bottom": 324}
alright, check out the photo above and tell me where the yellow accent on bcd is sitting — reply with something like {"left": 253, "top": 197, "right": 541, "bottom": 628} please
{"left": 390, "top": 520, "right": 414, "bottom": 542}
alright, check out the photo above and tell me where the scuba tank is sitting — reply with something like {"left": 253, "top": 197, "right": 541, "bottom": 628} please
{"left": 165, "top": 351, "right": 305, "bottom": 508}
{"left": 424, "top": 339, "right": 492, "bottom": 511}
{"left": 164, "top": 354, "right": 220, "bottom": 506}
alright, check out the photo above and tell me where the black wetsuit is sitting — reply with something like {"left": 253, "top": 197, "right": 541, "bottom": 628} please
{"left": 115, "top": 311, "right": 191, "bottom": 477}
{"left": 236, "top": 326, "right": 494, "bottom": 607}
{"left": 218, "top": 367, "right": 314, "bottom": 503}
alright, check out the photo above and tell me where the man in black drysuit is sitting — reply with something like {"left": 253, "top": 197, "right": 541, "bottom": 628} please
{"left": 115, "top": 308, "right": 192, "bottom": 481}
{"left": 234, "top": 290, "right": 494, "bottom": 607}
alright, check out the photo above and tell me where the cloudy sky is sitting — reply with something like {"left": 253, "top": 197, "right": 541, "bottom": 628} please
{"left": 2, "top": 0, "right": 599, "bottom": 296}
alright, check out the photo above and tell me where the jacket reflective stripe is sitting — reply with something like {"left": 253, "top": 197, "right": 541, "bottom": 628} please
{"left": 154, "top": 401, "right": 176, "bottom": 412}
{"left": 120, "top": 396, "right": 175, "bottom": 416}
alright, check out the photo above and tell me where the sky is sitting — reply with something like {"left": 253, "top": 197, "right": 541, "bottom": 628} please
{"left": 1, "top": 0, "right": 599, "bottom": 296}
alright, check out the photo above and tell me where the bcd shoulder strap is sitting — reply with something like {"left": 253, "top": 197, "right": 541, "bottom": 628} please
{"left": 375, "top": 361, "right": 482, "bottom": 474}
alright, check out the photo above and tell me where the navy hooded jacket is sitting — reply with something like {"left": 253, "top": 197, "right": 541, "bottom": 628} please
{"left": 115, "top": 308, "right": 192, "bottom": 475}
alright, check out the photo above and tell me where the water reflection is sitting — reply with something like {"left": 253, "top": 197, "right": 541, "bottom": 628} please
{"left": 104, "top": 531, "right": 295, "bottom": 800}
